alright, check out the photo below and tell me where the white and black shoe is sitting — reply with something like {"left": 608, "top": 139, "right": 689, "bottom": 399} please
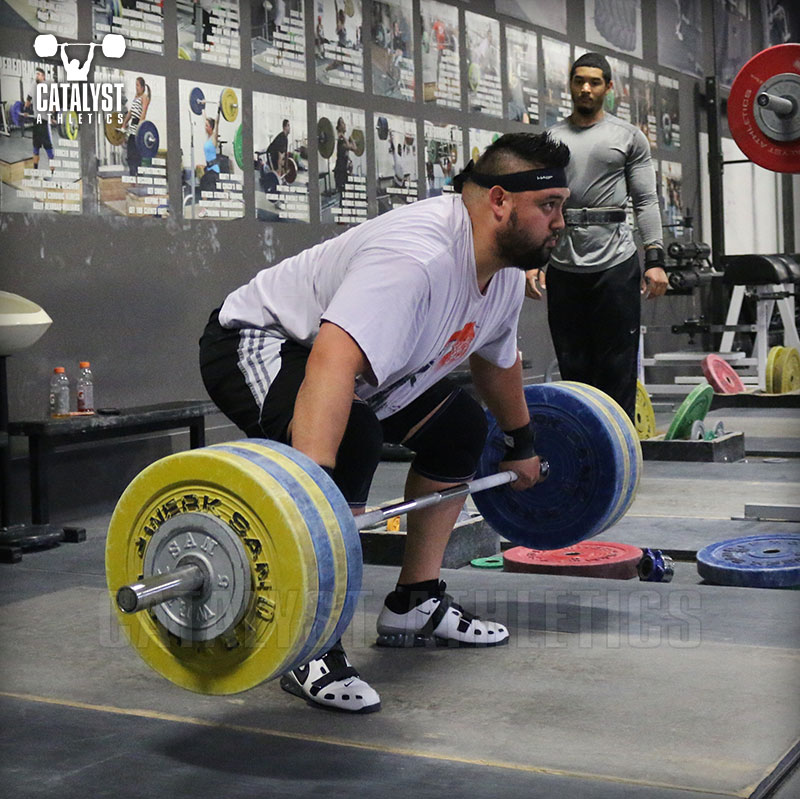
{"left": 280, "top": 647, "right": 381, "bottom": 714}
{"left": 376, "top": 582, "right": 509, "bottom": 648}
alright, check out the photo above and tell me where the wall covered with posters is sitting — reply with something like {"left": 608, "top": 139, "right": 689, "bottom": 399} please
{"left": 0, "top": 0, "right": 796, "bottom": 499}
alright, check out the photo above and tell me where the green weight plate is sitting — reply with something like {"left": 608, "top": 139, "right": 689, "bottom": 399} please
{"left": 470, "top": 555, "right": 504, "bottom": 569}
{"left": 665, "top": 383, "right": 714, "bottom": 441}
{"left": 233, "top": 124, "right": 244, "bottom": 170}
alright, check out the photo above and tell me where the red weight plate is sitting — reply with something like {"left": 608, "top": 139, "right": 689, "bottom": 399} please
{"left": 727, "top": 44, "right": 800, "bottom": 174}
{"left": 503, "top": 542, "right": 643, "bottom": 580}
{"left": 701, "top": 353, "right": 746, "bottom": 394}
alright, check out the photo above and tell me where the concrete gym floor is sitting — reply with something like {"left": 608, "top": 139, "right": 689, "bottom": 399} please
{"left": 1, "top": 402, "right": 799, "bottom": 799}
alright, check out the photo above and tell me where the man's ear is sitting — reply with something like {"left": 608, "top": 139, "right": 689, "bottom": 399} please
{"left": 488, "top": 185, "right": 508, "bottom": 221}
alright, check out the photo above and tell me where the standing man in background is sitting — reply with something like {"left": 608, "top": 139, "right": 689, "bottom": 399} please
{"left": 526, "top": 52, "right": 668, "bottom": 421}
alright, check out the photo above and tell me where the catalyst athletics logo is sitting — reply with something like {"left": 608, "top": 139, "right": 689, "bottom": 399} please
{"left": 32, "top": 33, "right": 127, "bottom": 126}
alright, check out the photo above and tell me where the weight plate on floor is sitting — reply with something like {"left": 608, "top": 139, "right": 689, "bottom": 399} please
{"left": 135, "top": 120, "right": 159, "bottom": 158}
{"left": 503, "top": 541, "right": 643, "bottom": 579}
{"left": 634, "top": 380, "right": 656, "bottom": 439}
{"left": 233, "top": 124, "right": 244, "bottom": 169}
{"left": 106, "top": 444, "right": 347, "bottom": 695}
{"left": 220, "top": 87, "right": 238, "bottom": 122}
{"left": 470, "top": 555, "right": 504, "bottom": 569}
{"left": 473, "top": 382, "right": 636, "bottom": 550}
{"left": 697, "top": 534, "right": 800, "bottom": 588}
{"left": 775, "top": 347, "right": 800, "bottom": 393}
{"left": 189, "top": 86, "right": 205, "bottom": 115}
{"left": 664, "top": 383, "right": 714, "bottom": 441}
{"left": 317, "top": 116, "right": 335, "bottom": 159}
{"left": 765, "top": 345, "right": 785, "bottom": 393}
{"left": 701, "top": 353, "right": 746, "bottom": 394}
{"left": 104, "top": 117, "right": 126, "bottom": 146}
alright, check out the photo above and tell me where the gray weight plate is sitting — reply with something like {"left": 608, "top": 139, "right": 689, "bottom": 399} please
{"left": 143, "top": 512, "right": 250, "bottom": 641}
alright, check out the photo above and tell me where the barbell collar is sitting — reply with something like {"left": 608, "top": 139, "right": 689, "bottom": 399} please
{"left": 356, "top": 459, "right": 549, "bottom": 530}
{"left": 116, "top": 562, "right": 205, "bottom": 614}
{"left": 756, "top": 91, "right": 795, "bottom": 117}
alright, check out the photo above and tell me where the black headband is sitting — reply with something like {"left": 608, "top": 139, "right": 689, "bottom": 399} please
{"left": 453, "top": 160, "right": 568, "bottom": 193}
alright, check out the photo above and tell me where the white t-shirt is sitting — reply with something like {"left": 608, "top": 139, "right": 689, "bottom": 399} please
{"left": 220, "top": 194, "right": 524, "bottom": 418}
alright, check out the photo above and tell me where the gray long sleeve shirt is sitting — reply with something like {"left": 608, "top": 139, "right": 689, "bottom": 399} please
{"left": 548, "top": 113, "right": 663, "bottom": 273}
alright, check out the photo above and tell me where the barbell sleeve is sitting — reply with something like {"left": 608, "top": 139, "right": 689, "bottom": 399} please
{"left": 756, "top": 91, "right": 795, "bottom": 117}
{"left": 356, "top": 459, "right": 550, "bottom": 530}
{"left": 116, "top": 563, "right": 205, "bottom": 614}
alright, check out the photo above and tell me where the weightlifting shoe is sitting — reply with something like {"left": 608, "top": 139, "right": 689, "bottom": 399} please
{"left": 280, "top": 647, "right": 381, "bottom": 714}
{"left": 376, "top": 581, "right": 509, "bottom": 648}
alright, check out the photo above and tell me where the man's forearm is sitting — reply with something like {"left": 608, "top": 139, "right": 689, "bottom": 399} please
{"left": 291, "top": 323, "right": 368, "bottom": 468}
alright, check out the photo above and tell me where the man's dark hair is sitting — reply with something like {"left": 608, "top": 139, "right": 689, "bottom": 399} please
{"left": 474, "top": 131, "right": 569, "bottom": 175}
{"left": 282, "top": 118, "right": 289, "bottom": 127}
{"left": 570, "top": 52, "right": 612, "bottom": 83}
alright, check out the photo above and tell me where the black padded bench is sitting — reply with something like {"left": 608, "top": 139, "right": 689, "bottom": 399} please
{"left": 723, "top": 254, "right": 800, "bottom": 285}
{"left": 8, "top": 400, "right": 218, "bottom": 525}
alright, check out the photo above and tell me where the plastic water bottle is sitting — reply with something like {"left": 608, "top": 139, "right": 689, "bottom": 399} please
{"left": 49, "top": 367, "right": 70, "bottom": 416}
{"left": 77, "top": 361, "right": 94, "bottom": 412}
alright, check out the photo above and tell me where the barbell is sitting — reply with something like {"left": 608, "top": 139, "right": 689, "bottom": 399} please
{"left": 189, "top": 86, "right": 239, "bottom": 122}
{"left": 728, "top": 43, "right": 800, "bottom": 173}
{"left": 107, "top": 382, "right": 641, "bottom": 695}
{"left": 33, "top": 33, "right": 125, "bottom": 60}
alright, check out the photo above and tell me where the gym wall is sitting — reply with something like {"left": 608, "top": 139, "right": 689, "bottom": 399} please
{"left": 0, "top": 0, "right": 793, "bottom": 520}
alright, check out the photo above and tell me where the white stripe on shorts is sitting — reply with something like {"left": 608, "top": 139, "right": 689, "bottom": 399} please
{"left": 237, "top": 329, "right": 284, "bottom": 411}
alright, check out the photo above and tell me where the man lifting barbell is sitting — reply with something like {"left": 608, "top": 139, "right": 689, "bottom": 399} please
{"left": 199, "top": 131, "right": 570, "bottom": 713}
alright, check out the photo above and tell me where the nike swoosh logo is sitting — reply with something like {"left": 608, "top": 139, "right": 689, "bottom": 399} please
{"left": 416, "top": 608, "right": 432, "bottom": 616}
{"left": 343, "top": 679, "right": 355, "bottom": 687}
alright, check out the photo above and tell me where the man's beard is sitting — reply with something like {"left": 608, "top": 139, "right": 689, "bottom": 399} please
{"left": 496, "top": 209, "right": 554, "bottom": 270}
{"left": 574, "top": 95, "right": 602, "bottom": 116}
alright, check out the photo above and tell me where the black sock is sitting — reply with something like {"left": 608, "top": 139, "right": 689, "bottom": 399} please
{"left": 384, "top": 579, "right": 441, "bottom": 613}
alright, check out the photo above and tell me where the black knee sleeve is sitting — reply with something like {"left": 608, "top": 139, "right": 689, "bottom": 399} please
{"left": 404, "top": 389, "right": 488, "bottom": 483}
{"left": 332, "top": 400, "right": 383, "bottom": 507}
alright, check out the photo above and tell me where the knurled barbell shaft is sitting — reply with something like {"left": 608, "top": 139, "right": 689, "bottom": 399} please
{"left": 115, "top": 460, "right": 549, "bottom": 615}
{"left": 117, "top": 563, "right": 205, "bottom": 614}
{"left": 757, "top": 91, "right": 795, "bottom": 116}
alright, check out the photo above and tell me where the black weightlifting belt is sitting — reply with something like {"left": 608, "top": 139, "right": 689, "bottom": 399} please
{"left": 564, "top": 207, "right": 626, "bottom": 225}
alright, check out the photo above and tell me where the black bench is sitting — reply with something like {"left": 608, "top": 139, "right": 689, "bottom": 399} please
{"left": 8, "top": 400, "right": 218, "bottom": 525}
